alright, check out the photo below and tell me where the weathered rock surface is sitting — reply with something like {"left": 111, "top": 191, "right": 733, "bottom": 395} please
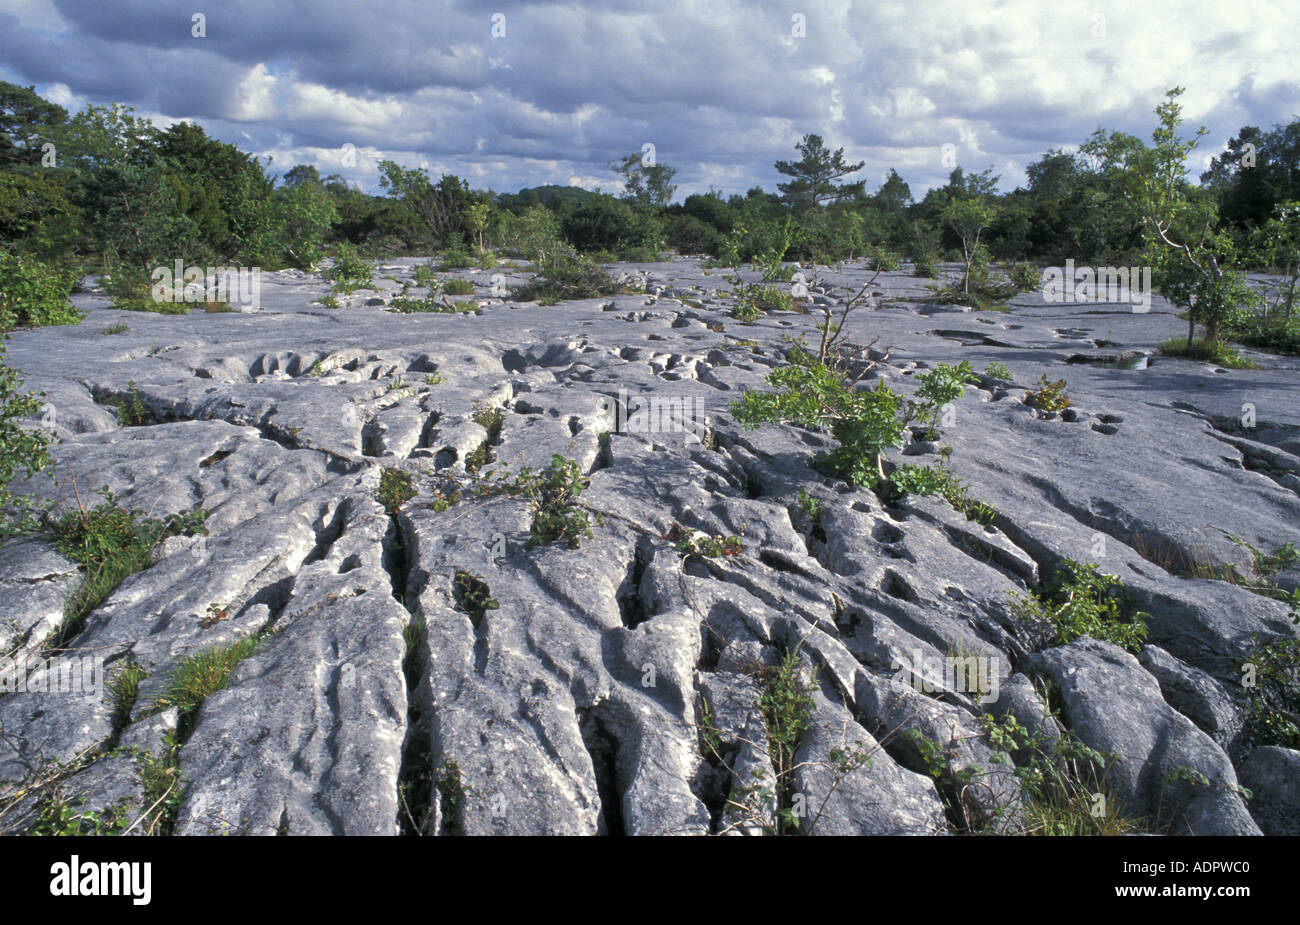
{"left": 1236, "top": 746, "right": 1300, "bottom": 835}
{"left": 0, "top": 258, "right": 1296, "bottom": 835}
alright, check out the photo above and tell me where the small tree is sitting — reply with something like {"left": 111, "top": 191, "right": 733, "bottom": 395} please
{"left": 775, "top": 134, "right": 865, "bottom": 212}
{"left": 1082, "top": 88, "right": 1261, "bottom": 347}
{"left": 939, "top": 168, "right": 1000, "bottom": 297}
{"left": 273, "top": 179, "right": 338, "bottom": 269}
{"left": 378, "top": 161, "right": 477, "bottom": 248}
{"left": 611, "top": 151, "right": 677, "bottom": 207}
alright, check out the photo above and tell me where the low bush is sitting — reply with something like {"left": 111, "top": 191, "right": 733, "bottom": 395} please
{"left": 0, "top": 253, "right": 82, "bottom": 330}
{"left": 1008, "top": 558, "right": 1149, "bottom": 653}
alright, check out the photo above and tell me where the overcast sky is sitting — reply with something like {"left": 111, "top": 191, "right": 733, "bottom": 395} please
{"left": 1, "top": 0, "right": 1295, "bottom": 200}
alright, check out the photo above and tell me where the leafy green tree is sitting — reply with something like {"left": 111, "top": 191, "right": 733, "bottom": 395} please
{"left": 0, "top": 252, "right": 81, "bottom": 330}
{"left": 0, "top": 81, "right": 67, "bottom": 166}
{"left": 939, "top": 168, "right": 1000, "bottom": 296}
{"left": 561, "top": 194, "right": 661, "bottom": 256}
{"left": 273, "top": 179, "right": 338, "bottom": 269}
{"left": 281, "top": 164, "right": 323, "bottom": 188}
{"left": 775, "top": 134, "right": 865, "bottom": 211}
{"left": 1083, "top": 88, "right": 1261, "bottom": 347}
{"left": 1202, "top": 120, "right": 1300, "bottom": 233}
{"left": 378, "top": 161, "right": 480, "bottom": 248}
{"left": 54, "top": 102, "right": 157, "bottom": 173}
{"left": 81, "top": 160, "right": 203, "bottom": 297}
{"left": 0, "top": 170, "right": 82, "bottom": 259}
{"left": 611, "top": 151, "right": 677, "bottom": 207}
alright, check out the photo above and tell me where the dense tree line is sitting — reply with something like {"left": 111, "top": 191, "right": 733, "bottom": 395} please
{"left": 1, "top": 81, "right": 1298, "bottom": 529}
{"left": 0, "top": 80, "right": 1296, "bottom": 334}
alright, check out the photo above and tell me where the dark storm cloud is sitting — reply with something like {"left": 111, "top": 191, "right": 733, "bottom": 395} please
{"left": 0, "top": 0, "right": 1295, "bottom": 197}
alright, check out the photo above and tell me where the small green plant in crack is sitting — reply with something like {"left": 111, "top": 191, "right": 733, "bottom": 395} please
{"left": 442, "top": 278, "right": 476, "bottom": 296}
{"left": 412, "top": 262, "right": 436, "bottom": 288}
{"left": 114, "top": 382, "right": 152, "bottom": 427}
{"left": 1238, "top": 633, "right": 1300, "bottom": 749}
{"left": 796, "top": 488, "right": 823, "bottom": 524}
{"left": 317, "top": 294, "right": 340, "bottom": 308}
{"left": 983, "top": 362, "right": 1012, "bottom": 381}
{"left": 155, "top": 633, "right": 266, "bottom": 735}
{"left": 732, "top": 339, "right": 906, "bottom": 488}
{"left": 131, "top": 735, "right": 185, "bottom": 835}
{"left": 423, "top": 372, "right": 444, "bottom": 386}
{"left": 402, "top": 616, "right": 427, "bottom": 685}
{"left": 476, "top": 455, "right": 597, "bottom": 548}
{"left": 1220, "top": 536, "right": 1300, "bottom": 615}
{"left": 52, "top": 487, "right": 209, "bottom": 639}
{"left": 1024, "top": 375, "right": 1071, "bottom": 414}
{"left": 30, "top": 793, "right": 133, "bottom": 836}
{"left": 727, "top": 278, "right": 793, "bottom": 322}
{"left": 906, "top": 360, "right": 978, "bottom": 438}
{"left": 1008, "top": 559, "right": 1149, "bottom": 653}
{"left": 100, "top": 322, "right": 129, "bottom": 335}
{"left": 327, "top": 243, "right": 375, "bottom": 294}
{"left": 665, "top": 522, "right": 743, "bottom": 558}
{"left": 1160, "top": 765, "right": 1211, "bottom": 789}
{"left": 453, "top": 571, "right": 499, "bottom": 623}
{"left": 523, "top": 456, "right": 592, "bottom": 548}
{"left": 107, "top": 659, "right": 148, "bottom": 730}
{"left": 435, "top": 760, "right": 472, "bottom": 826}
{"left": 377, "top": 468, "right": 417, "bottom": 515}
{"left": 938, "top": 711, "right": 1141, "bottom": 835}
{"left": 755, "top": 646, "right": 816, "bottom": 833}
{"left": 464, "top": 403, "right": 504, "bottom": 473}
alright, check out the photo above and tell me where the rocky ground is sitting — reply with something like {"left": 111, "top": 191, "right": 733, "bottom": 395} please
{"left": 0, "top": 256, "right": 1297, "bottom": 835}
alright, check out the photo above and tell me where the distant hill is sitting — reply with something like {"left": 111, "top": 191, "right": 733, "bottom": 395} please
{"left": 496, "top": 184, "right": 602, "bottom": 210}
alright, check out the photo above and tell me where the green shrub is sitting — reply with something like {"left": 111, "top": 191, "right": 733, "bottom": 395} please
{"left": 1024, "top": 375, "right": 1071, "bottom": 413}
{"left": 437, "top": 244, "right": 476, "bottom": 270}
{"left": 1008, "top": 559, "right": 1149, "bottom": 652}
{"left": 0, "top": 341, "right": 51, "bottom": 532}
{"left": 911, "top": 253, "right": 940, "bottom": 279}
{"left": 478, "top": 454, "right": 595, "bottom": 548}
{"left": 377, "top": 468, "right": 417, "bottom": 514}
{"left": 561, "top": 194, "right": 661, "bottom": 257}
{"left": 512, "top": 254, "right": 629, "bottom": 305}
{"left": 729, "top": 280, "right": 793, "bottom": 322}
{"left": 983, "top": 362, "right": 1012, "bottom": 380}
{"left": 114, "top": 382, "right": 152, "bottom": 426}
{"left": 731, "top": 342, "right": 905, "bottom": 488}
{"left": 0, "top": 252, "right": 82, "bottom": 330}
{"left": 1010, "top": 263, "right": 1042, "bottom": 292}
{"left": 1238, "top": 634, "right": 1300, "bottom": 749}
{"left": 453, "top": 571, "right": 499, "bottom": 622}
{"left": 104, "top": 265, "right": 188, "bottom": 314}
{"left": 1223, "top": 313, "right": 1300, "bottom": 357}
{"left": 442, "top": 278, "right": 475, "bottom": 296}
{"left": 1158, "top": 336, "right": 1253, "bottom": 368}
{"left": 327, "top": 243, "right": 374, "bottom": 293}
{"left": 53, "top": 488, "right": 208, "bottom": 636}
{"left": 412, "top": 262, "right": 436, "bottom": 288}
{"left": 907, "top": 361, "right": 978, "bottom": 433}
